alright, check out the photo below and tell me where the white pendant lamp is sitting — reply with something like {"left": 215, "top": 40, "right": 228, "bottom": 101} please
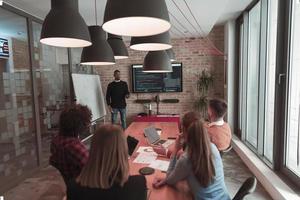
{"left": 40, "top": 0, "right": 91, "bottom": 48}
{"left": 103, "top": 0, "right": 171, "bottom": 37}
{"left": 143, "top": 51, "right": 172, "bottom": 73}
{"left": 130, "top": 31, "right": 172, "bottom": 51}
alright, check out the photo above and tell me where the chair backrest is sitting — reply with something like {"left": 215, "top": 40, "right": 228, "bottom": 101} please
{"left": 232, "top": 177, "right": 257, "bottom": 200}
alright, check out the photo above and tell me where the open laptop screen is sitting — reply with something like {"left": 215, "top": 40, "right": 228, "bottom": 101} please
{"left": 127, "top": 135, "right": 139, "bottom": 156}
{"left": 144, "top": 127, "right": 160, "bottom": 144}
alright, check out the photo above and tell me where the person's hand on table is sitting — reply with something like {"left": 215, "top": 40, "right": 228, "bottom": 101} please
{"left": 153, "top": 177, "right": 166, "bottom": 188}
{"left": 153, "top": 145, "right": 167, "bottom": 156}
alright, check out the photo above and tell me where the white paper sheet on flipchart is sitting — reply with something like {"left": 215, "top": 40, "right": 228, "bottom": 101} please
{"left": 133, "top": 153, "right": 157, "bottom": 164}
{"left": 149, "top": 160, "right": 170, "bottom": 172}
{"left": 136, "top": 146, "right": 158, "bottom": 156}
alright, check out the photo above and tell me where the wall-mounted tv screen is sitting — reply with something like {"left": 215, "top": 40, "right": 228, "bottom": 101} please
{"left": 0, "top": 38, "right": 9, "bottom": 58}
{"left": 132, "top": 63, "right": 183, "bottom": 93}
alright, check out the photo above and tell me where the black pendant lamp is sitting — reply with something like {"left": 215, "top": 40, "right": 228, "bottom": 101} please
{"left": 107, "top": 34, "right": 129, "bottom": 59}
{"left": 103, "top": 0, "right": 171, "bottom": 37}
{"left": 130, "top": 31, "right": 172, "bottom": 51}
{"left": 143, "top": 51, "right": 172, "bottom": 73}
{"left": 81, "top": 26, "right": 115, "bottom": 65}
{"left": 166, "top": 49, "right": 176, "bottom": 62}
{"left": 40, "top": 0, "right": 91, "bottom": 48}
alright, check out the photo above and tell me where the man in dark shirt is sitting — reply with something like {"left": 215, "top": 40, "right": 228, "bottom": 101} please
{"left": 106, "top": 70, "right": 130, "bottom": 129}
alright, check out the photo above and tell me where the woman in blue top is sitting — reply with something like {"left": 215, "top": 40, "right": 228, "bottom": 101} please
{"left": 153, "top": 112, "right": 230, "bottom": 200}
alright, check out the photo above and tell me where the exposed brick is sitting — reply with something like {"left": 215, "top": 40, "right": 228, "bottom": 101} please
{"left": 95, "top": 26, "right": 225, "bottom": 122}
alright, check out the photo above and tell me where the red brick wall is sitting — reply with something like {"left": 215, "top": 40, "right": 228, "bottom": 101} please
{"left": 94, "top": 26, "right": 225, "bottom": 122}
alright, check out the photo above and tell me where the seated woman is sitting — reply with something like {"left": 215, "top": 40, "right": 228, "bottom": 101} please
{"left": 153, "top": 111, "right": 201, "bottom": 157}
{"left": 153, "top": 114, "right": 230, "bottom": 200}
{"left": 49, "top": 104, "right": 91, "bottom": 183}
{"left": 67, "top": 124, "right": 147, "bottom": 200}
{"left": 206, "top": 98, "right": 232, "bottom": 151}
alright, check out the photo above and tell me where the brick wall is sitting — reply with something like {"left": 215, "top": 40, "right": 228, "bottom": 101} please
{"left": 94, "top": 26, "right": 225, "bottom": 122}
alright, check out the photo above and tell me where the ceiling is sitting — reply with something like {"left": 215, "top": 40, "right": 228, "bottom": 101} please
{"left": 2, "top": 0, "right": 252, "bottom": 39}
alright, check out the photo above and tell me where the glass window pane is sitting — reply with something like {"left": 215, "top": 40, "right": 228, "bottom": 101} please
{"left": 246, "top": 1, "right": 261, "bottom": 148}
{"left": 263, "top": 0, "right": 278, "bottom": 163}
{"left": 238, "top": 23, "right": 244, "bottom": 133}
{"left": 0, "top": 7, "right": 38, "bottom": 189}
{"left": 286, "top": 0, "right": 300, "bottom": 177}
{"left": 31, "top": 22, "right": 70, "bottom": 165}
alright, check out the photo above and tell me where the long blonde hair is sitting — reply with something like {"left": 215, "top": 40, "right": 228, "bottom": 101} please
{"left": 77, "top": 124, "right": 129, "bottom": 188}
{"left": 186, "top": 119, "right": 215, "bottom": 187}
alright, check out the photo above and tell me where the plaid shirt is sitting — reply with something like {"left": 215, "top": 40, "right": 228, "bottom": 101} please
{"left": 49, "top": 135, "right": 88, "bottom": 182}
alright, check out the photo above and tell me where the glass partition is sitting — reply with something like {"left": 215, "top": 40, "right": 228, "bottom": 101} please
{"left": 0, "top": 7, "right": 37, "bottom": 189}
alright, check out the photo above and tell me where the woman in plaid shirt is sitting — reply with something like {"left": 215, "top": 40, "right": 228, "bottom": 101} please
{"left": 49, "top": 104, "right": 92, "bottom": 184}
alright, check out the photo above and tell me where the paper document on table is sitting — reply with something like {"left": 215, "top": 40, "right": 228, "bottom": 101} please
{"left": 149, "top": 160, "right": 170, "bottom": 172}
{"left": 133, "top": 153, "right": 157, "bottom": 164}
{"left": 136, "top": 146, "right": 158, "bottom": 156}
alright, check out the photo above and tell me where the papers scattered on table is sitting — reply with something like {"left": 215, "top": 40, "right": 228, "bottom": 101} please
{"left": 136, "top": 146, "right": 158, "bottom": 156}
{"left": 149, "top": 160, "right": 170, "bottom": 172}
{"left": 133, "top": 153, "right": 157, "bottom": 164}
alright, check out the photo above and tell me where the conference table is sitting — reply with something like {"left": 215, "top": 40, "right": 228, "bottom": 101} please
{"left": 125, "top": 122, "right": 192, "bottom": 200}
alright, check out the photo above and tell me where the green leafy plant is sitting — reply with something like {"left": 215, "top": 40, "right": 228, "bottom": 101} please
{"left": 194, "top": 70, "right": 214, "bottom": 118}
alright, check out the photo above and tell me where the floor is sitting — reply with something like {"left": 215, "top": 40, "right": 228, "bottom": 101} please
{"left": 3, "top": 150, "right": 272, "bottom": 200}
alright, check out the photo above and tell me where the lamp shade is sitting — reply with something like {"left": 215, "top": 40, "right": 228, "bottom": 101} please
{"left": 130, "top": 31, "right": 172, "bottom": 51}
{"left": 103, "top": 0, "right": 171, "bottom": 37}
{"left": 81, "top": 26, "right": 115, "bottom": 65}
{"left": 40, "top": 0, "right": 91, "bottom": 48}
{"left": 143, "top": 51, "right": 172, "bottom": 73}
{"left": 166, "top": 49, "right": 176, "bottom": 62}
{"left": 107, "top": 34, "right": 129, "bottom": 59}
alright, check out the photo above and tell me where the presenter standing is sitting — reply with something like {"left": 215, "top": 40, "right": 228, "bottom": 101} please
{"left": 106, "top": 70, "right": 130, "bottom": 129}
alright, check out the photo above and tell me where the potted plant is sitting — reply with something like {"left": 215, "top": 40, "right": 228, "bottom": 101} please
{"left": 194, "top": 70, "right": 214, "bottom": 118}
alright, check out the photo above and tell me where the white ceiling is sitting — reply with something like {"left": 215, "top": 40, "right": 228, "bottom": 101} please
{"left": 2, "top": 0, "right": 252, "bottom": 38}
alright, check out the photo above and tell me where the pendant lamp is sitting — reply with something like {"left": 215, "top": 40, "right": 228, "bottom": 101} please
{"left": 81, "top": 26, "right": 115, "bottom": 65}
{"left": 40, "top": 0, "right": 91, "bottom": 48}
{"left": 107, "top": 34, "right": 129, "bottom": 59}
{"left": 103, "top": 0, "right": 171, "bottom": 37}
{"left": 166, "top": 49, "right": 176, "bottom": 62}
{"left": 130, "top": 31, "right": 172, "bottom": 51}
{"left": 143, "top": 51, "right": 172, "bottom": 73}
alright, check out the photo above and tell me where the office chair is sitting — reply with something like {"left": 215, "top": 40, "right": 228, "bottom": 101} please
{"left": 219, "top": 144, "right": 233, "bottom": 157}
{"left": 232, "top": 177, "right": 257, "bottom": 200}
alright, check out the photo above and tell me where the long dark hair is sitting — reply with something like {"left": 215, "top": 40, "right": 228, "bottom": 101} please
{"left": 186, "top": 119, "right": 215, "bottom": 187}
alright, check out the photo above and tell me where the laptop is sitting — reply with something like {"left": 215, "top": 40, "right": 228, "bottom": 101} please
{"left": 144, "top": 126, "right": 174, "bottom": 148}
{"left": 127, "top": 135, "right": 139, "bottom": 156}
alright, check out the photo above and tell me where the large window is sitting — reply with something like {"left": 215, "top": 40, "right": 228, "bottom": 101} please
{"left": 245, "top": 1, "right": 261, "bottom": 148}
{"left": 238, "top": 0, "right": 278, "bottom": 165}
{"left": 285, "top": 0, "right": 300, "bottom": 177}
{"left": 238, "top": 0, "right": 300, "bottom": 186}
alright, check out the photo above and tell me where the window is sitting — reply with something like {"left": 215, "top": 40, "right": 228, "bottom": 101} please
{"left": 245, "top": 1, "right": 261, "bottom": 148}
{"left": 237, "top": 0, "right": 278, "bottom": 165}
{"left": 285, "top": 0, "right": 300, "bottom": 177}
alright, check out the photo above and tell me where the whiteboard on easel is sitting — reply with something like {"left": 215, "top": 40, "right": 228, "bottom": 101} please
{"left": 72, "top": 74, "right": 106, "bottom": 121}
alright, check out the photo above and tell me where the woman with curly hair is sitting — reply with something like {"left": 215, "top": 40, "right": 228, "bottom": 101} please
{"left": 49, "top": 104, "right": 92, "bottom": 183}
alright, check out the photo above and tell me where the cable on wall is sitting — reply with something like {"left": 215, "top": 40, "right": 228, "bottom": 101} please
{"left": 168, "top": 11, "right": 192, "bottom": 36}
